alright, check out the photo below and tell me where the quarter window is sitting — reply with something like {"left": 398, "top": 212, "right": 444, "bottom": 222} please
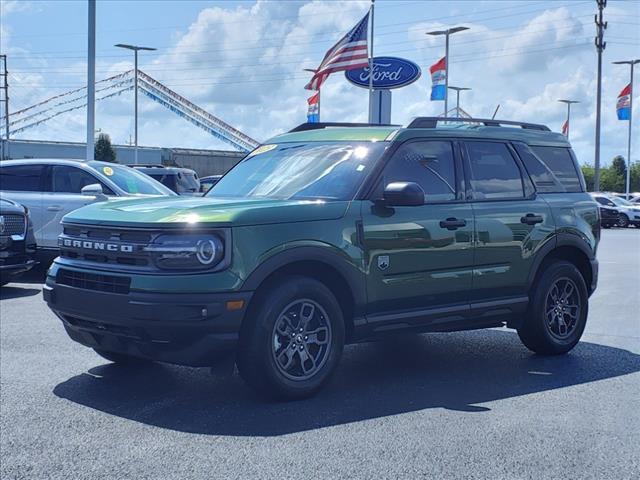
{"left": 0, "top": 164, "right": 44, "bottom": 192}
{"left": 529, "top": 146, "right": 583, "bottom": 192}
{"left": 465, "top": 142, "right": 524, "bottom": 200}
{"left": 380, "top": 141, "right": 457, "bottom": 202}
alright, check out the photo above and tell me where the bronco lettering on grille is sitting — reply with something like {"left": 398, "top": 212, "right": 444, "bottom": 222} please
{"left": 60, "top": 238, "right": 134, "bottom": 253}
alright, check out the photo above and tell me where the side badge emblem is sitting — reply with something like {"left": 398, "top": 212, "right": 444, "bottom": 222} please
{"left": 377, "top": 255, "right": 390, "bottom": 271}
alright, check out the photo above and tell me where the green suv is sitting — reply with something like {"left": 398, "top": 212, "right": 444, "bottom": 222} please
{"left": 44, "top": 118, "right": 599, "bottom": 399}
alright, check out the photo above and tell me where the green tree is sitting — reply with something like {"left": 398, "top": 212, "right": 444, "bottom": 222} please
{"left": 581, "top": 164, "right": 595, "bottom": 191}
{"left": 94, "top": 133, "right": 117, "bottom": 163}
{"left": 612, "top": 155, "right": 627, "bottom": 178}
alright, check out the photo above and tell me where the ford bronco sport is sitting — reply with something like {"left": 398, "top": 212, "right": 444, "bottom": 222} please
{"left": 43, "top": 118, "right": 599, "bottom": 399}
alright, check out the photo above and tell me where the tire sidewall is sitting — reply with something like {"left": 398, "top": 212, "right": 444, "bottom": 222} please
{"left": 531, "top": 262, "right": 588, "bottom": 351}
{"left": 241, "top": 276, "right": 345, "bottom": 398}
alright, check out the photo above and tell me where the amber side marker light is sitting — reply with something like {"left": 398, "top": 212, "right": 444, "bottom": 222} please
{"left": 226, "top": 300, "right": 245, "bottom": 311}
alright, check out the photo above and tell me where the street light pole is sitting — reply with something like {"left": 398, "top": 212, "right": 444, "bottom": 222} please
{"left": 558, "top": 99, "right": 580, "bottom": 139}
{"left": 426, "top": 26, "right": 469, "bottom": 118}
{"left": 114, "top": 43, "right": 156, "bottom": 165}
{"left": 86, "top": 0, "right": 96, "bottom": 161}
{"left": 613, "top": 59, "right": 640, "bottom": 199}
{"left": 448, "top": 86, "right": 471, "bottom": 118}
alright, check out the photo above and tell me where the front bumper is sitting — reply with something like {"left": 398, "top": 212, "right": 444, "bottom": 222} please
{"left": 44, "top": 277, "right": 252, "bottom": 367}
{"left": 0, "top": 258, "right": 37, "bottom": 279}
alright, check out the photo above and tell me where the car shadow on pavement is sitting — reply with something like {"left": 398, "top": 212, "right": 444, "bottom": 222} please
{"left": 0, "top": 285, "right": 41, "bottom": 300}
{"left": 53, "top": 329, "right": 640, "bottom": 437}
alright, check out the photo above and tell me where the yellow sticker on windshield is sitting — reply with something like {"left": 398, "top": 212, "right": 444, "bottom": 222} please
{"left": 103, "top": 166, "right": 114, "bottom": 176}
{"left": 247, "top": 144, "right": 277, "bottom": 158}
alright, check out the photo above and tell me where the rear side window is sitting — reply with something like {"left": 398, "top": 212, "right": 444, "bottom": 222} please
{"left": 0, "top": 165, "right": 44, "bottom": 192}
{"left": 465, "top": 141, "right": 524, "bottom": 199}
{"left": 529, "top": 146, "right": 583, "bottom": 192}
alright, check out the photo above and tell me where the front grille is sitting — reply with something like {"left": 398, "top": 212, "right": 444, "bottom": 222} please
{"left": 0, "top": 214, "right": 26, "bottom": 236}
{"left": 59, "top": 225, "right": 154, "bottom": 269}
{"left": 57, "top": 269, "right": 131, "bottom": 294}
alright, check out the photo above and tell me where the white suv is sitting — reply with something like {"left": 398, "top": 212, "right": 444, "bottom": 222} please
{"left": 0, "top": 159, "right": 174, "bottom": 252}
{"left": 591, "top": 193, "right": 640, "bottom": 228}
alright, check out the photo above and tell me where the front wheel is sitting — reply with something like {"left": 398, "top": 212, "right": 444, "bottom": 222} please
{"left": 518, "top": 261, "right": 588, "bottom": 355}
{"left": 237, "top": 276, "right": 345, "bottom": 400}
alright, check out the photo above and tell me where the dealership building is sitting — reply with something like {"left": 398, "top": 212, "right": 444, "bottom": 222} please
{"left": 2, "top": 139, "right": 246, "bottom": 177}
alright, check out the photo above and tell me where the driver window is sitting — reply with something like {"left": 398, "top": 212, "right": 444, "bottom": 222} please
{"left": 379, "top": 141, "right": 456, "bottom": 202}
{"left": 51, "top": 166, "right": 114, "bottom": 195}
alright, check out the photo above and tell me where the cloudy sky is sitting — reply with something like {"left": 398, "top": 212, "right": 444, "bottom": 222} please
{"left": 1, "top": 0, "right": 638, "bottom": 164}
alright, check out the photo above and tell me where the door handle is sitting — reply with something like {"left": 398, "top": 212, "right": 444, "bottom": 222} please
{"left": 47, "top": 206, "right": 62, "bottom": 212}
{"left": 439, "top": 217, "right": 467, "bottom": 230}
{"left": 521, "top": 213, "right": 544, "bottom": 225}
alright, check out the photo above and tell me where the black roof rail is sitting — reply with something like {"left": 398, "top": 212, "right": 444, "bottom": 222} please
{"left": 406, "top": 117, "right": 551, "bottom": 131}
{"left": 130, "top": 164, "right": 167, "bottom": 168}
{"left": 288, "top": 122, "right": 399, "bottom": 132}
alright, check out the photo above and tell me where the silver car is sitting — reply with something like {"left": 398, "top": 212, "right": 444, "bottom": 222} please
{"left": 0, "top": 159, "right": 174, "bottom": 253}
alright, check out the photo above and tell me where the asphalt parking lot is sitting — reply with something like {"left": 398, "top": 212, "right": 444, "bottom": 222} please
{"left": 1, "top": 229, "right": 639, "bottom": 480}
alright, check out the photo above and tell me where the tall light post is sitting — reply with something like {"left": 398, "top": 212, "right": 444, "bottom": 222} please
{"left": 613, "top": 58, "right": 639, "bottom": 199}
{"left": 593, "top": 0, "right": 607, "bottom": 191}
{"left": 558, "top": 99, "right": 580, "bottom": 139}
{"left": 426, "top": 26, "right": 469, "bottom": 117}
{"left": 447, "top": 86, "right": 471, "bottom": 117}
{"left": 114, "top": 43, "right": 156, "bottom": 165}
{"left": 86, "top": 0, "right": 96, "bottom": 161}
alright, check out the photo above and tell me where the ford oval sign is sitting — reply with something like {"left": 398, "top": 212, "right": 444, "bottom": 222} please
{"left": 345, "top": 56, "right": 421, "bottom": 90}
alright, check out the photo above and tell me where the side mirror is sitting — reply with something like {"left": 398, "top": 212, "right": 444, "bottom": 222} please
{"left": 81, "top": 183, "right": 106, "bottom": 200}
{"left": 382, "top": 182, "right": 425, "bottom": 206}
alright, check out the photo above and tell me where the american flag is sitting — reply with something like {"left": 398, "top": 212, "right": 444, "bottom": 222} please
{"left": 305, "top": 12, "right": 370, "bottom": 91}
{"left": 561, "top": 119, "right": 569, "bottom": 136}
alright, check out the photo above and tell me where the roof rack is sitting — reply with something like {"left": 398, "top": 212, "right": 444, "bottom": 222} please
{"left": 288, "top": 122, "right": 399, "bottom": 133}
{"left": 406, "top": 117, "right": 550, "bottom": 131}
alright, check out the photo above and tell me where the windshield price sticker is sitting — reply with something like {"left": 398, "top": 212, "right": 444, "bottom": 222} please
{"left": 103, "top": 166, "right": 114, "bottom": 176}
{"left": 247, "top": 144, "right": 277, "bottom": 158}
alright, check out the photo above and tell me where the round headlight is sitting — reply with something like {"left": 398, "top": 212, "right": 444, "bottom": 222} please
{"left": 196, "top": 239, "right": 218, "bottom": 265}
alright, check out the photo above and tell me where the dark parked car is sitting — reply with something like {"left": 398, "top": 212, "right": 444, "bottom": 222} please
{"left": 133, "top": 165, "right": 200, "bottom": 196}
{"left": 0, "top": 197, "right": 37, "bottom": 286}
{"left": 599, "top": 206, "right": 620, "bottom": 229}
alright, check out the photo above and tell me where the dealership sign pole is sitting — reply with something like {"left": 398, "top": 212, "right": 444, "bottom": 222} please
{"left": 86, "top": 0, "right": 96, "bottom": 161}
{"left": 368, "top": 0, "right": 375, "bottom": 123}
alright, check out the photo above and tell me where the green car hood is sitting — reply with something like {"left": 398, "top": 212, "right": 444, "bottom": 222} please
{"left": 63, "top": 196, "right": 350, "bottom": 228}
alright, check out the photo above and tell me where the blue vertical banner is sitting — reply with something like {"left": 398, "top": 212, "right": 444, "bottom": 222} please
{"left": 617, "top": 83, "right": 631, "bottom": 120}
{"left": 307, "top": 91, "right": 320, "bottom": 123}
{"left": 429, "top": 56, "right": 446, "bottom": 101}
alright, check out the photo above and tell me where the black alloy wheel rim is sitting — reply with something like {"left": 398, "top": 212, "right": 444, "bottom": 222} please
{"left": 618, "top": 215, "right": 629, "bottom": 228}
{"left": 545, "top": 277, "right": 581, "bottom": 340}
{"left": 271, "top": 299, "right": 332, "bottom": 381}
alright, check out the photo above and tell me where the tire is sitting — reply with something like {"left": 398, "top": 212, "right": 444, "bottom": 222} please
{"left": 518, "top": 261, "right": 588, "bottom": 355}
{"left": 618, "top": 214, "right": 629, "bottom": 228}
{"left": 237, "top": 276, "right": 345, "bottom": 400}
{"left": 93, "top": 348, "right": 151, "bottom": 365}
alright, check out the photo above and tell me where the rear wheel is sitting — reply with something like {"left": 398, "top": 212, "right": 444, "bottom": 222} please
{"left": 618, "top": 214, "right": 630, "bottom": 228}
{"left": 93, "top": 349, "right": 151, "bottom": 365}
{"left": 518, "top": 261, "right": 588, "bottom": 355}
{"left": 237, "top": 276, "right": 345, "bottom": 400}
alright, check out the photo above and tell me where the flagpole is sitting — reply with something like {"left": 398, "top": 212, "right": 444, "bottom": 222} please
{"left": 318, "top": 89, "right": 321, "bottom": 122}
{"left": 613, "top": 59, "right": 639, "bottom": 199}
{"left": 444, "top": 32, "right": 449, "bottom": 118}
{"left": 368, "top": 0, "right": 375, "bottom": 123}
{"left": 627, "top": 64, "right": 634, "bottom": 199}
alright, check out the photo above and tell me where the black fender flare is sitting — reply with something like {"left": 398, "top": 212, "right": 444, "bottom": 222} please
{"left": 526, "top": 232, "right": 595, "bottom": 288}
{"left": 241, "top": 245, "right": 367, "bottom": 314}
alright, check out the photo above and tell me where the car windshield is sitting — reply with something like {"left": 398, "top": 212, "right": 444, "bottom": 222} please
{"left": 611, "top": 196, "right": 632, "bottom": 206}
{"left": 208, "top": 142, "right": 388, "bottom": 200}
{"left": 88, "top": 162, "right": 175, "bottom": 196}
